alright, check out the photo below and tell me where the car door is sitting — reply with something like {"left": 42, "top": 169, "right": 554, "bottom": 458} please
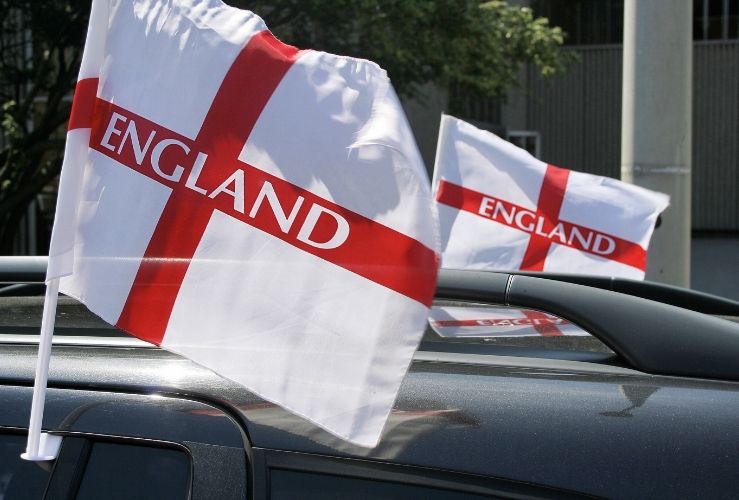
{"left": 0, "top": 382, "right": 249, "bottom": 500}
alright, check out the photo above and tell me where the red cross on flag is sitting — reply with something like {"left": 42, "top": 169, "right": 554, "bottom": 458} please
{"left": 433, "top": 115, "right": 668, "bottom": 279}
{"left": 43, "top": 0, "right": 439, "bottom": 448}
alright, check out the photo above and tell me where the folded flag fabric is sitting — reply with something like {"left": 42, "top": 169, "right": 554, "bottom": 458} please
{"left": 47, "top": 0, "right": 439, "bottom": 447}
{"left": 433, "top": 114, "right": 669, "bottom": 279}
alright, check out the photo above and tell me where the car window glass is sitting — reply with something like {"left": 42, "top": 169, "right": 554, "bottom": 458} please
{"left": 75, "top": 442, "right": 190, "bottom": 500}
{"left": 0, "top": 433, "right": 51, "bottom": 500}
{"left": 427, "top": 303, "right": 613, "bottom": 354}
{"left": 270, "top": 469, "right": 498, "bottom": 500}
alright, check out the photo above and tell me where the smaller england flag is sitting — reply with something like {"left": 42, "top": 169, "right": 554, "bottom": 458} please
{"left": 433, "top": 114, "right": 669, "bottom": 279}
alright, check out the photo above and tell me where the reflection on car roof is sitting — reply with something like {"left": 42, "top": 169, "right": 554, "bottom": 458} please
{"left": 428, "top": 304, "right": 590, "bottom": 338}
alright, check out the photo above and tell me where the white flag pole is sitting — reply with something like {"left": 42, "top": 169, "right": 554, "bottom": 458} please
{"left": 21, "top": 277, "right": 63, "bottom": 461}
{"left": 431, "top": 113, "right": 452, "bottom": 191}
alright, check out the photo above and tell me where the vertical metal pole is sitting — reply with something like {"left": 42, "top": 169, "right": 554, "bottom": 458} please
{"left": 621, "top": 0, "right": 692, "bottom": 286}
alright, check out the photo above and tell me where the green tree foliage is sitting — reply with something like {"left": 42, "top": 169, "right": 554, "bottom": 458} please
{"left": 0, "top": 0, "right": 570, "bottom": 253}
{"left": 245, "top": 0, "right": 571, "bottom": 99}
{"left": 0, "top": 1, "right": 89, "bottom": 252}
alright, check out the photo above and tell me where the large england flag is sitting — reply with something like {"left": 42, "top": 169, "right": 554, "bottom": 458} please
{"left": 48, "top": 0, "right": 439, "bottom": 447}
{"left": 433, "top": 114, "right": 668, "bottom": 279}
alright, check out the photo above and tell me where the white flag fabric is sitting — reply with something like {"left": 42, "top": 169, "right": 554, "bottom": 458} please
{"left": 428, "top": 306, "right": 589, "bottom": 338}
{"left": 48, "top": 0, "right": 439, "bottom": 447}
{"left": 433, "top": 115, "right": 669, "bottom": 279}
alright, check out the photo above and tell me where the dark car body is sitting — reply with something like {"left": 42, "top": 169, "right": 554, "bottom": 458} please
{"left": 1, "top": 257, "right": 739, "bottom": 499}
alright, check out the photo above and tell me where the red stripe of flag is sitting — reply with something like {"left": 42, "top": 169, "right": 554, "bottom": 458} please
{"left": 519, "top": 165, "right": 570, "bottom": 271}
{"left": 68, "top": 78, "right": 99, "bottom": 131}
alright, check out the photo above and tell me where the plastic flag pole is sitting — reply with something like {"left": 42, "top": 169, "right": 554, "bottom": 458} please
{"left": 430, "top": 113, "right": 452, "bottom": 192}
{"left": 21, "top": 277, "right": 63, "bottom": 461}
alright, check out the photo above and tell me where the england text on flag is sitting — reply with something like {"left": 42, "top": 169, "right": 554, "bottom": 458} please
{"left": 433, "top": 115, "right": 668, "bottom": 279}
{"left": 46, "top": 0, "right": 439, "bottom": 447}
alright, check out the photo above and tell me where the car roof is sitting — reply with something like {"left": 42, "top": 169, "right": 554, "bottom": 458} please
{"left": 4, "top": 257, "right": 739, "bottom": 380}
{"left": 2, "top": 340, "right": 739, "bottom": 498}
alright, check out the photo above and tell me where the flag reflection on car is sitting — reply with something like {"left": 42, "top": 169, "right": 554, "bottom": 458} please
{"left": 428, "top": 305, "right": 589, "bottom": 338}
